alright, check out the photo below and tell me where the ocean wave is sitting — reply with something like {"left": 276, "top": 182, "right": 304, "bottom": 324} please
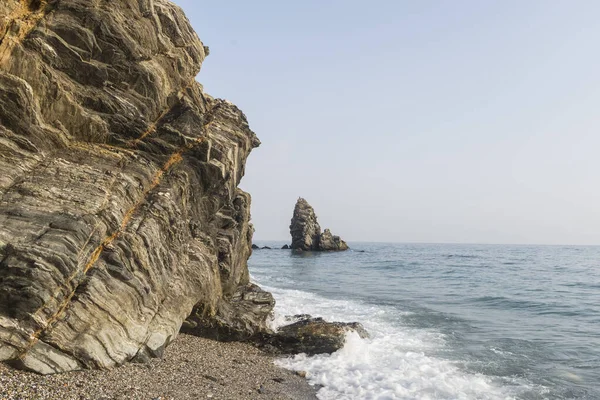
{"left": 444, "top": 254, "right": 481, "bottom": 259}
{"left": 469, "top": 296, "right": 548, "bottom": 310}
{"left": 264, "top": 284, "right": 515, "bottom": 400}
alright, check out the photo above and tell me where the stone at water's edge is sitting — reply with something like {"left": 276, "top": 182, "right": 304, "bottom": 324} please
{"left": 183, "top": 289, "right": 371, "bottom": 357}
{"left": 0, "top": 0, "right": 269, "bottom": 374}
{"left": 289, "top": 198, "right": 349, "bottom": 251}
{"left": 260, "top": 316, "right": 369, "bottom": 355}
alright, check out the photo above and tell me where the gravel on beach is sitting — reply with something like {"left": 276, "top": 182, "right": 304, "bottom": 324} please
{"left": 0, "top": 334, "right": 318, "bottom": 400}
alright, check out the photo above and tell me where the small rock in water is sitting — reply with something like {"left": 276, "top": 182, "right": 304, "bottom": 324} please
{"left": 262, "top": 316, "right": 369, "bottom": 355}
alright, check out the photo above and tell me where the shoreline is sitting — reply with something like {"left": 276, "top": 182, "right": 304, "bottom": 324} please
{"left": 0, "top": 334, "right": 318, "bottom": 400}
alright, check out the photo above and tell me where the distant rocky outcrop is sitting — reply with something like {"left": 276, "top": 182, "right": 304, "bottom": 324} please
{"left": 250, "top": 244, "right": 272, "bottom": 250}
{"left": 289, "top": 198, "right": 349, "bottom": 251}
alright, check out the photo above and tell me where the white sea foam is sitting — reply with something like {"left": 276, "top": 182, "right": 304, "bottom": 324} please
{"left": 259, "top": 283, "right": 517, "bottom": 400}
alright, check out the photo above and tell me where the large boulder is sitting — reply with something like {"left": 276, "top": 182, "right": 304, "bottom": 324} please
{"left": 289, "top": 198, "right": 348, "bottom": 251}
{"left": 262, "top": 316, "right": 368, "bottom": 355}
{"left": 0, "top": 0, "right": 267, "bottom": 374}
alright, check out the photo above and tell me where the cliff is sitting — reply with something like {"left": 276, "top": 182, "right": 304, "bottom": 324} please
{"left": 0, "top": 0, "right": 264, "bottom": 374}
{"left": 289, "top": 198, "right": 348, "bottom": 251}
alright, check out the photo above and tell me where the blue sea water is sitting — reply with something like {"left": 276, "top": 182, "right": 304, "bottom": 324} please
{"left": 248, "top": 242, "right": 600, "bottom": 400}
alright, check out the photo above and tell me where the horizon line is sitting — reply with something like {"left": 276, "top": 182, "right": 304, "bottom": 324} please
{"left": 252, "top": 239, "right": 600, "bottom": 247}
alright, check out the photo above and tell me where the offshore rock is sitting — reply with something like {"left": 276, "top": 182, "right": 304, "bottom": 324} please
{"left": 290, "top": 198, "right": 321, "bottom": 250}
{"left": 289, "top": 198, "right": 348, "bottom": 251}
{"left": 262, "top": 317, "right": 368, "bottom": 355}
{"left": 319, "top": 228, "right": 349, "bottom": 251}
{"left": 0, "top": 0, "right": 264, "bottom": 374}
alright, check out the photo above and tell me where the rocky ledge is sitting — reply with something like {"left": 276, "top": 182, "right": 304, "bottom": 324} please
{"left": 289, "top": 198, "right": 349, "bottom": 251}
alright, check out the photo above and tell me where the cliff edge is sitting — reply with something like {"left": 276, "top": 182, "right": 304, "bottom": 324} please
{"left": 0, "top": 0, "right": 265, "bottom": 374}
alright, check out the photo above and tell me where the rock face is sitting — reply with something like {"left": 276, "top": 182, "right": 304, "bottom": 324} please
{"left": 289, "top": 198, "right": 348, "bottom": 251}
{"left": 261, "top": 316, "right": 368, "bottom": 355}
{"left": 182, "top": 283, "right": 274, "bottom": 342}
{"left": 0, "top": 0, "right": 268, "bottom": 374}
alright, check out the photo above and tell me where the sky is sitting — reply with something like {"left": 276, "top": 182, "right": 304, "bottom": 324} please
{"left": 172, "top": 0, "right": 600, "bottom": 245}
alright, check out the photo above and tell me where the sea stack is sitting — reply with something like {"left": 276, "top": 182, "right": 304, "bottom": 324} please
{"left": 289, "top": 198, "right": 349, "bottom": 251}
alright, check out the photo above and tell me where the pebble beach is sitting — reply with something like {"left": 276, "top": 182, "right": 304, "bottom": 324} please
{"left": 0, "top": 334, "right": 317, "bottom": 400}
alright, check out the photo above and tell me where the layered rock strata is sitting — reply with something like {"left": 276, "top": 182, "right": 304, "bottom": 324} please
{"left": 289, "top": 198, "right": 348, "bottom": 251}
{"left": 182, "top": 283, "right": 275, "bottom": 342}
{"left": 0, "top": 0, "right": 263, "bottom": 374}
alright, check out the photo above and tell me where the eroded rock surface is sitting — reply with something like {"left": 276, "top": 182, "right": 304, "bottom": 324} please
{"left": 182, "top": 283, "right": 275, "bottom": 342}
{"left": 289, "top": 198, "right": 348, "bottom": 251}
{"left": 0, "top": 0, "right": 266, "bottom": 374}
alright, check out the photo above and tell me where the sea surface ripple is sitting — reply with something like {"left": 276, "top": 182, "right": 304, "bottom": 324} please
{"left": 249, "top": 243, "right": 600, "bottom": 400}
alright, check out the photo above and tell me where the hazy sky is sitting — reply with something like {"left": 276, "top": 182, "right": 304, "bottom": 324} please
{"left": 172, "top": 0, "right": 600, "bottom": 245}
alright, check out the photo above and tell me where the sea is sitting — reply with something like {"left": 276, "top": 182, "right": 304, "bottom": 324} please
{"left": 248, "top": 242, "right": 600, "bottom": 400}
